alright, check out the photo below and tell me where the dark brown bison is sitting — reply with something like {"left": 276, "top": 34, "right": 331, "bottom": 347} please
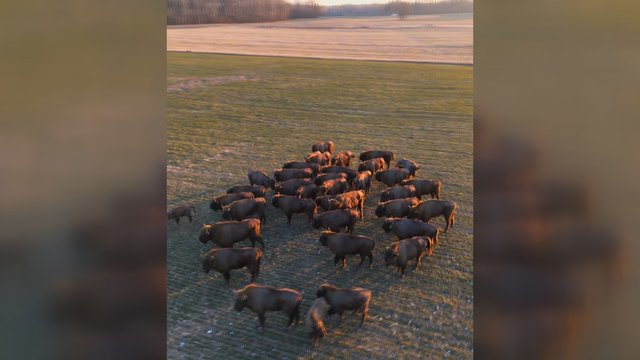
{"left": 234, "top": 284, "right": 302, "bottom": 329}
{"left": 198, "top": 219, "right": 264, "bottom": 249}
{"left": 295, "top": 183, "right": 318, "bottom": 199}
{"left": 318, "top": 178, "right": 349, "bottom": 196}
{"left": 306, "top": 297, "right": 331, "bottom": 345}
{"left": 382, "top": 218, "right": 440, "bottom": 245}
{"left": 247, "top": 170, "right": 276, "bottom": 189}
{"left": 352, "top": 171, "right": 372, "bottom": 194}
{"left": 274, "top": 168, "right": 314, "bottom": 182}
{"left": 202, "top": 247, "right": 262, "bottom": 285}
{"left": 168, "top": 205, "right": 195, "bottom": 224}
{"left": 408, "top": 200, "right": 458, "bottom": 232}
{"left": 400, "top": 179, "right": 442, "bottom": 200}
{"left": 275, "top": 178, "right": 313, "bottom": 196}
{"left": 272, "top": 194, "right": 317, "bottom": 224}
{"left": 375, "top": 168, "right": 411, "bottom": 187}
{"left": 327, "top": 190, "right": 366, "bottom": 219}
{"left": 380, "top": 185, "right": 417, "bottom": 202}
{"left": 222, "top": 197, "right": 267, "bottom": 223}
{"left": 331, "top": 150, "right": 355, "bottom": 167}
{"left": 319, "top": 231, "right": 375, "bottom": 269}
{"left": 210, "top": 192, "right": 255, "bottom": 211}
{"left": 375, "top": 197, "right": 420, "bottom": 218}
{"left": 311, "top": 141, "right": 335, "bottom": 154}
{"left": 384, "top": 236, "right": 434, "bottom": 278}
{"left": 316, "top": 284, "right": 372, "bottom": 326}
{"left": 315, "top": 194, "right": 338, "bottom": 212}
{"left": 357, "top": 157, "right": 386, "bottom": 174}
{"left": 283, "top": 161, "right": 321, "bottom": 176}
{"left": 359, "top": 150, "right": 395, "bottom": 169}
{"left": 227, "top": 185, "right": 267, "bottom": 198}
{"left": 305, "top": 151, "right": 331, "bottom": 166}
{"left": 396, "top": 158, "right": 420, "bottom": 177}
{"left": 319, "top": 166, "right": 357, "bottom": 183}
{"left": 312, "top": 209, "right": 359, "bottom": 233}
{"left": 314, "top": 172, "right": 347, "bottom": 186}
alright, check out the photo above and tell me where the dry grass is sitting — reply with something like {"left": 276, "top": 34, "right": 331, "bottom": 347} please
{"left": 167, "top": 14, "right": 473, "bottom": 64}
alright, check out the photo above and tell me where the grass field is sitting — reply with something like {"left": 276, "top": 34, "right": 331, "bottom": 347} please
{"left": 167, "top": 51, "right": 472, "bottom": 359}
{"left": 167, "top": 14, "right": 473, "bottom": 64}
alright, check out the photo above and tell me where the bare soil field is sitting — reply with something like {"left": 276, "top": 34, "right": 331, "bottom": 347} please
{"left": 167, "top": 14, "right": 473, "bottom": 64}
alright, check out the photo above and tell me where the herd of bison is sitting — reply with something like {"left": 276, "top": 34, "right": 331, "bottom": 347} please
{"left": 168, "top": 141, "right": 458, "bottom": 344}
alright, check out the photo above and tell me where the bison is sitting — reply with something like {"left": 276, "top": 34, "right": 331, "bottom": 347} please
{"left": 316, "top": 284, "right": 372, "bottom": 326}
{"left": 408, "top": 200, "right": 458, "bottom": 232}
{"left": 168, "top": 205, "right": 195, "bottom": 224}
{"left": 202, "top": 247, "right": 262, "bottom": 285}
{"left": 315, "top": 194, "right": 338, "bottom": 212}
{"left": 314, "top": 172, "right": 347, "bottom": 186}
{"left": 198, "top": 219, "right": 265, "bottom": 249}
{"left": 327, "top": 190, "right": 366, "bottom": 219}
{"left": 311, "top": 141, "right": 335, "bottom": 154}
{"left": 359, "top": 150, "right": 395, "bottom": 169}
{"left": 357, "top": 157, "right": 386, "bottom": 174}
{"left": 234, "top": 284, "right": 302, "bottom": 329}
{"left": 382, "top": 218, "right": 440, "bottom": 246}
{"left": 400, "top": 179, "right": 442, "bottom": 200}
{"left": 272, "top": 194, "right": 317, "bottom": 224}
{"left": 396, "top": 158, "right": 420, "bottom": 177}
{"left": 275, "top": 178, "right": 313, "bottom": 196}
{"left": 319, "top": 231, "right": 375, "bottom": 269}
{"left": 375, "top": 168, "right": 411, "bottom": 187}
{"left": 306, "top": 297, "right": 331, "bottom": 345}
{"left": 305, "top": 151, "right": 331, "bottom": 166}
{"left": 283, "top": 161, "right": 321, "bottom": 176}
{"left": 247, "top": 170, "right": 275, "bottom": 189}
{"left": 352, "top": 171, "right": 372, "bottom": 194}
{"left": 222, "top": 197, "right": 267, "bottom": 223}
{"left": 384, "top": 236, "right": 435, "bottom": 278}
{"left": 318, "top": 178, "right": 349, "bottom": 196}
{"left": 312, "top": 209, "right": 359, "bottom": 233}
{"left": 210, "top": 192, "right": 254, "bottom": 211}
{"left": 375, "top": 197, "right": 420, "bottom": 218}
{"left": 380, "top": 185, "right": 417, "bottom": 202}
{"left": 331, "top": 150, "right": 355, "bottom": 167}
{"left": 227, "top": 185, "right": 266, "bottom": 198}
{"left": 319, "top": 166, "right": 357, "bottom": 183}
{"left": 274, "top": 168, "right": 314, "bottom": 182}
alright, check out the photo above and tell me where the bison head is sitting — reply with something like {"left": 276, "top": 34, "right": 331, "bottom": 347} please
{"left": 357, "top": 163, "right": 368, "bottom": 172}
{"left": 198, "top": 225, "right": 212, "bottom": 244}
{"left": 318, "top": 232, "right": 331, "bottom": 246}
{"left": 316, "top": 284, "right": 329, "bottom": 298}
{"left": 222, "top": 206, "right": 233, "bottom": 220}
{"left": 382, "top": 219, "right": 394, "bottom": 233}
{"left": 374, "top": 171, "right": 383, "bottom": 181}
{"left": 384, "top": 246, "right": 398, "bottom": 266}
{"left": 311, "top": 216, "right": 322, "bottom": 229}
{"left": 268, "top": 178, "right": 276, "bottom": 189}
{"left": 375, "top": 203, "right": 386, "bottom": 218}
{"left": 233, "top": 291, "right": 249, "bottom": 312}
{"left": 202, "top": 255, "right": 213, "bottom": 274}
{"left": 426, "top": 238, "right": 435, "bottom": 257}
{"left": 271, "top": 196, "right": 280, "bottom": 208}
{"left": 328, "top": 199, "right": 341, "bottom": 211}
{"left": 210, "top": 199, "right": 222, "bottom": 210}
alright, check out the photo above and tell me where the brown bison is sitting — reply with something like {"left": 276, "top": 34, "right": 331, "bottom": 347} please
{"left": 318, "top": 178, "right": 349, "bottom": 196}
{"left": 319, "top": 166, "right": 357, "bottom": 183}
{"left": 312, "top": 209, "right": 359, "bottom": 233}
{"left": 306, "top": 297, "right": 331, "bottom": 345}
{"left": 202, "top": 247, "right": 262, "bottom": 285}
{"left": 275, "top": 178, "right": 313, "bottom": 196}
{"left": 359, "top": 150, "right": 395, "bottom": 169}
{"left": 272, "top": 194, "right": 317, "bottom": 224}
{"left": 234, "top": 284, "right": 302, "bottom": 329}
{"left": 384, "top": 236, "right": 435, "bottom": 278}
{"left": 247, "top": 170, "right": 276, "bottom": 190}
{"left": 314, "top": 172, "right": 347, "bottom": 186}
{"left": 311, "top": 141, "right": 335, "bottom": 154}
{"left": 380, "top": 185, "right": 417, "bottom": 202}
{"left": 168, "top": 205, "right": 196, "bottom": 224}
{"left": 408, "top": 200, "right": 458, "bottom": 232}
{"left": 222, "top": 197, "right": 267, "bottom": 223}
{"left": 295, "top": 183, "right": 318, "bottom": 199}
{"left": 357, "top": 157, "right": 386, "bottom": 174}
{"left": 331, "top": 150, "right": 355, "bottom": 167}
{"left": 283, "top": 161, "right": 321, "bottom": 176}
{"left": 375, "top": 168, "right": 411, "bottom": 187}
{"left": 400, "top": 179, "right": 442, "bottom": 200}
{"left": 315, "top": 194, "right": 338, "bottom": 212}
{"left": 227, "top": 185, "right": 266, "bottom": 198}
{"left": 305, "top": 151, "right": 331, "bottom": 166}
{"left": 316, "top": 284, "right": 372, "bottom": 326}
{"left": 274, "top": 168, "right": 314, "bottom": 182}
{"left": 327, "top": 190, "right": 366, "bottom": 219}
{"left": 375, "top": 197, "right": 420, "bottom": 218}
{"left": 382, "top": 218, "right": 440, "bottom": 245}
{"left": 210, "top": 192, "right": 255, "bottom": 211}
{"left": 352, "top": 171, "right": 372, "bottom": 194}
{"left": 319, "top": 231, "right": 375, "bottom": 269}
{"left": 198, "top": 219, "right": 264, "bottom": 249}
{"left": 395, "top": 159, "right": 420, "bottom": 177}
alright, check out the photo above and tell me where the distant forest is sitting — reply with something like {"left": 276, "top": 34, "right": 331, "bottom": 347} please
{"left": 167, "top": 0, "right": 472, "bottom": 25}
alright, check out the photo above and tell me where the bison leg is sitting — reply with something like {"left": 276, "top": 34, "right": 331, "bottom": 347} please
{"left": 257, "top": 313, "right": 267, "bottom": 329}
{"left": 360, "top": 307, "right": 368, "bottom": 326}
{"left": 334, "top": 255, "right": 340, "bottom": 266}
{"left": 254, "top": 236, "right": 265, "bottom": 250}
{"left": 261, "top": 211, "right": 266, "bottom": 224}
{"left": 174, "top": 217, "right": 180, "bottom": 225}
{"left": 400, "top": 264, "right": 406, "bottom": 278}
{"left": 223, "top": 272, "right": 231, "bottom": 285}
{"left": 188, "top": 214, "right": 193, "bottom": 223}
{"left": 368, "top": 252, "right": 373, "bottom": 267}
{"left": 358, "top": 253, "right": 366, "bottom": 267}
{"left": 286, "top": 213, "right": 293, "bottom": 225}
{"left": 341, "top": 257, "right": 347, "bottom": 270}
